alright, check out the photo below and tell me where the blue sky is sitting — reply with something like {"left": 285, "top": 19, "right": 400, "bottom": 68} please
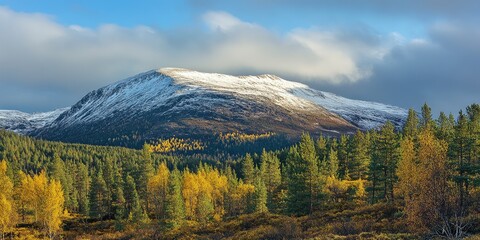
{"left": 0, "top": 0, "right": 427, "bottom": 36}
{"left": 0, "top": 0, "right": 479, "bottom": 114}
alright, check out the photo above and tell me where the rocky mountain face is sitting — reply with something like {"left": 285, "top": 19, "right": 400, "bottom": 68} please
{"left": 1, "top": 68, "right": 407, "bottom": 146}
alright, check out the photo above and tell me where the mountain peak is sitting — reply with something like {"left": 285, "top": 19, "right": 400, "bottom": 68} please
{"left": 2, "top": 68, "right": 407, "bottom": 146}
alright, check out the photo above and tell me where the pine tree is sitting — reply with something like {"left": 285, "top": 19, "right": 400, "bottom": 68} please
{"left": 299, "top": 133, "right": 321, "bottom": 213}
{"left": 436, "top": 111, "right": 455, "bottom": 141}
{"left": 89, "top": 169, "right": 109, "bottom": 219}
{"left": 328, "top": 148, "right": 339, "bottom": 177}
{"left": 165, "top": 168, "right": 185, "bottom": 229}
{"left": 224, "top": 166, "right": 239, "bottom": 217}
{"left": 403, "top": 108, "right": 419, "bottom": 137}
{"left": 102, "top": 159, "right": 115, "bottom": 216}
{"left": 350, "top": 131, "right": 370, "bottom": 180}
{"left": 50, "top": 156, "right": 74, "bottom": 212}
{"left": 316, "top": 134, "right": 328, "bottom": 161}
{"left": 421, "top": 103, "right": 434, "bottom": 130}
{"left": 377, "top": 122, "right": 399, "bottom": 202}
{"left": 466, "top": 104, "right": 480, "bottom": 198}
{"left": 260, "top": 149, "right": 281, "bottom": 211}
{"left": 124, "top": 175, "right": 137, "bottom": 216}
{"left": 286, "top": 146, "right": 307, "bottom": 215}
{"left": 74, "top": 163, "right": 90, "bottom": 215}
{"left": 337, "top": 135, "right": 350, "bottom": 179}
{"left": 253, "top": 178, "right": 268, "bottom": 213}
{"left": 242, "top": 153, "right": 255, "bottom": 184}
{"left": 367, "top": 131, "right": 382, "bottom": 204}
{"left": 286, "top": 133, "right": 321, "bottom": 215}
{"left": 452, "top": 111, "right": 470, "bottom": 208}
{"left": 124, "top": 175, "right": 147, "bottom": 224}
{"left": 137, "top": 144, "right": 154, "bottom": 213}
{"left": 113, "top": 183, "right": 126, "bottom": 230}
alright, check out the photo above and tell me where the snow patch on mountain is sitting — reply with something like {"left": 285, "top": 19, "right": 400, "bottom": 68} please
{"left": 3, "top": 68, "right": 407, "bottom": 136}
{"left": 162, "top": 68, "right": 407, "bottom": 129}
{"left": 0, "top": 108, "right": 69, "bottom": 134}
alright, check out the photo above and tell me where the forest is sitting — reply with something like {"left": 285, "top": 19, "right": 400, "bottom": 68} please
{"left": 0, "top": 103, "right": 479, "bottom": 239}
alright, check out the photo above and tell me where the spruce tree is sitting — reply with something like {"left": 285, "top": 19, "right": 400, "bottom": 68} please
{"left": 165, "top": 168, "right": 185, "bottom": 229}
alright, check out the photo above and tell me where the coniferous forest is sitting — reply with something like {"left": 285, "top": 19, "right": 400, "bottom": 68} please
{"left": 1, "top": 103, "right": 479, "bottom": 239}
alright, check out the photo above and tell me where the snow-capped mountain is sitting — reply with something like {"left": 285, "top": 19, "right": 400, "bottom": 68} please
{"left": 2, "top": 68, "right": 407, "bottom": 146}
{"left": 0, "top": 108, "right": 69, "bottom": 134}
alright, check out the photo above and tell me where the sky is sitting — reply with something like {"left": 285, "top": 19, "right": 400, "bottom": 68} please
{"left": 0, "top": 0, "right": 479, "bottom": 115}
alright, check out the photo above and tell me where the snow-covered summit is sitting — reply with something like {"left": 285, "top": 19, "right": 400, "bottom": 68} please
{"left": 159, "top": 68, "right": 407, "bottom": 129}
{"left": 3, "top": 68, "right": 407, "bottom": 145}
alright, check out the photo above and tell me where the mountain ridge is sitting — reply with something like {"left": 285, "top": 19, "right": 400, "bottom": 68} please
{"left": 1, "top": 68, "right": 407, "bottom": 147}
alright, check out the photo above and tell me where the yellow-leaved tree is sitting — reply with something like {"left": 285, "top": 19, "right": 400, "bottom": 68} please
{"left": 41, "top": 179, "right": 64, "bottom": 239}
{"left": 0, "top": 161, "right": 16, "bottom": 240}
{"left": 182, "top": 165, "right": 228, "bottom": 223}
{"left": 182, "top": 169, "right": 200, "bottom": 220}
{"left": 147, "top": 162, "right": 170, "bottom": 219}
{"left": 18, "top": 171, "right": 64, "bottom": 239}
{"left": 204, "top": 168, "right": 228, "bottom": 221}
{"left": 229, "top": 181, "right": 255, "bottom": 215}
{"left": 397, "top": 128, "right": 452, "bottom": 232}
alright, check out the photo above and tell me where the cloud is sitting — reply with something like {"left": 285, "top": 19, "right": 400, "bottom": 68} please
{"left": 203, "top": 11, "right": 250, "bottom": 31}
{"left": 0, "top": 7, "right": 388, "bottom": 112}
{"left": 314, "top": 22, "right": 480, "bottom": 115}
{"left": 1, "top": 6, "right": 478, "bottom": 115}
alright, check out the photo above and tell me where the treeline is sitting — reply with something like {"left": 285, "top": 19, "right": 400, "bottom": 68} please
{"left": 0, "top": 103, "right": 479, "bottom": 239}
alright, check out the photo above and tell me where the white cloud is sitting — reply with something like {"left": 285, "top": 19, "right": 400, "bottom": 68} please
{"left": 203, "top": 11, "right": 250, "bottom": 31}
{"left": 0, "top": 7, "right": 395, "bottom": 111}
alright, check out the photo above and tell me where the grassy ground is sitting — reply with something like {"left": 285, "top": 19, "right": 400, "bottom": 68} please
{"left": 6, "top": 204, "right": 480, "bottom": 239}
